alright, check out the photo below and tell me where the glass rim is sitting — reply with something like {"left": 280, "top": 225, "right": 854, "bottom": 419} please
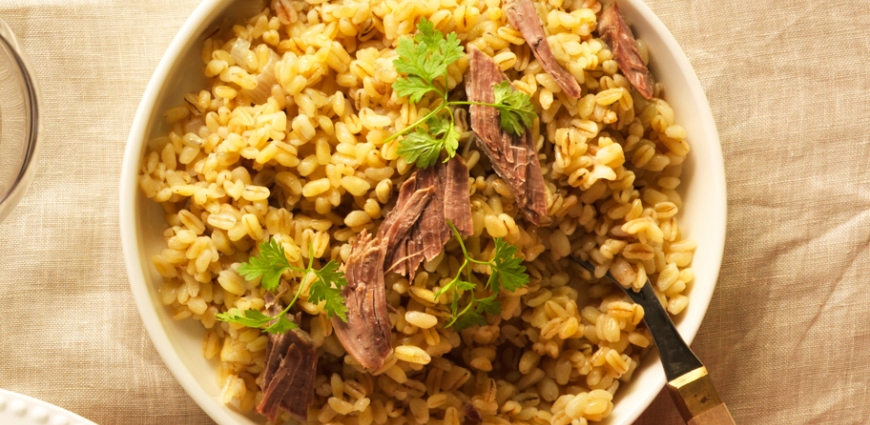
{"left": 0, "top": 18, "right": 40, "bottom": 208}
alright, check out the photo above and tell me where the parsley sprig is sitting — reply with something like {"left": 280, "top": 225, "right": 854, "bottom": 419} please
{"left": 215, "top": 239, "right": 348, "bottom": 334}
{"left": 386, "top": 19, "right": 538, "bottom": 168}
{"left": 434, "top": 221, "right": 530, "bottom": 330}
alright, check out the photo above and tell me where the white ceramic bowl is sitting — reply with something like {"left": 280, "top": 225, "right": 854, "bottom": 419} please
{"left": 120, "top": 0, "right": 726, "bottom": 423}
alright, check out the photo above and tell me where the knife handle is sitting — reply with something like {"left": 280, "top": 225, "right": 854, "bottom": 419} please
{"left": 687, "top": 403, "right": 735, "bottom": 425}
{"left": 667, "top": 367, "right": 736, "bottom": 425}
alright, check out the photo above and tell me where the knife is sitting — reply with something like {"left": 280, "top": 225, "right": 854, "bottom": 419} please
{"left": 569, "top": 257, "right": 735, "bottom": 425}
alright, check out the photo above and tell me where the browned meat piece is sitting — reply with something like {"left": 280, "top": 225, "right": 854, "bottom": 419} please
{"left": 442, "top": 156, "right": 474, "bottom": 237}
{"left": 466, "top": 47, "right": 549, "bottom": 226}
{"left": 383, "top": 156, "right": 473, "bottom": 279}
{"left": 256, "top": 296, "right": 317, "bottom": 422}
{"left": 333, "top": 157, "right": 472, "bottom": 369}
{"left": 505, "top": 0, "right": 582, "bottom": 98}
{"left": 421, "top": 155, "right": 474, "bottom": 255}
{"left": 331, "top": 230, "right": 393, "bottom": 370}
{"left": 260, "top": 293, "right": 286, "bottom": 391}
{"left": 598, "top": 1, "right": 654, "bottom": 99}
{"left": 380, "top": 173, "right": 436, "bottom": 279}
{"left": 409, "top": 167, "right": 441, "bottom": 270}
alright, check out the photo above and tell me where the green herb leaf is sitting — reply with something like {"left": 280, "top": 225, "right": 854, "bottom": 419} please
{"left": 215, "top": 308, "right": 273, "bottom": 329}
{"left": 398, "top": 127, "right": 445, "bottom": 169}
{"left": 264, "top": 315, "right": 298, "bottom": 334}
{"left": 415, "top": 18, "right": 464, "bottom": 67}
{"left": 217, "top": 239, "right": 349, "bottom": 332}
{"left": 216, "top": 308, "right": 299, "bottom": 334}
{"left": 388, "top": 19, "right": 467, "bottom": 166}
{"left": 427, "top": 114, "right": 461, "bottom": 158}
{"left": 396, "top": 113, "right": 460, "bottom": 168}
{"left": 452, "top": 310, "right": 487, "bottom": 331}
{"left": 493, "top": 81, "right": 537, "bottom": 137}
{"left": 392, "top": 76, "right": 436, "bottom": 103}
{"left": 487, "top": 238, "right": 529, "bottom": 293}
{"left": 475, "top": 294, "right": 502, "bottom": 316}
{"left": 455, "top": 280, "right": 477, "bottom": 292}
{"left": 308, "top": 260, "right": 349, "bottom": 322}
{"left": 389, "top": 22, "right": 537, "bottom": 168}
{"left": 393, "top": 18, "right": 464, "bottom": 86}
{"left": 236, "top": 239, "right": 292, "bottom": 291}
{"left": 435, "top": 223, "right": 530, "bottom": 331}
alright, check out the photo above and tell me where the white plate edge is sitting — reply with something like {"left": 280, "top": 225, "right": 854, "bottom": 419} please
{"left": 0, "top": 388, "right": 98, "bottom": 425}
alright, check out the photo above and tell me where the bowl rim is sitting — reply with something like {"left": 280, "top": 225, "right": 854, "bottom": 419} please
{"left": 0, "top": 18, "right": 42, "bottom": 222}
{"left": 119, "top": 0, "right": 727, "bottom": 423}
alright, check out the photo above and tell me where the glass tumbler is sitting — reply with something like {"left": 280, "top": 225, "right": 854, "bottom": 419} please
{"left": 0, "top": 18, "right": 40, "bottom": 223}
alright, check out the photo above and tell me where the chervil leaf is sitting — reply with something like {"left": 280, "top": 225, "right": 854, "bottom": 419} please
{"left": 392, "top": 76, "right": 436, "bottom": 103}
{"left": 427, "top": 115, "right": 461, "bottom": 158}
{"left": 315, "top": 260, "right": 348, "bottom": 290}
{"left": 394, "top": 18, "right": 465, "bottom": 85}
{"left": 394, "top": 35, "right": 434, "bottom": 82}
{"left": 398, "top": 128, "right": 444, "bottom": 168}
{"left": 393, "top": 18, "right": 451, "bottom": 85}
{"left": 308, "top": 260, "right": 349, "bottom": 322}
{"left": 413, "top": 21, "right": 463, "bottom": 80}
{"left": 455, "top": 280, "right": 476, "bottom": 292}
{"left": 216, "top": 307, "right": 300, "bottom": 333}
{"left": 443, "top": 125, "right": 460, "bottom": 158}
{"left": 437, "top": 32, "right": 464, "bottom": 72}
{"left": 388, "top": 22, "right": 536, "bottom": 168}
{"left": 439, "top": 222, "right": 531, "bottom": 331}
{"left": 451, "top": 310, "right": 487, "bottom": 331}
{"left": 264, "top": 315, "right": 298, "bottom": 334}
{"left": 427, "top": 114, "right": 451, "bottom": 136}
{"left": 414, "top": 18, "right": 440, "bottom": 53}
{"left": 215, "top": 308, "right": 272, "bottom": 328}
{"left": 487, "top": 238, "right": 529, "bottom": 293}
{"left": 475, "top": 294, "right": 502, "bottom": 316}
{"left": 308, "top": 280, "right": 348, "bottom": 322}
{"left": 433, "top": 277, "right": 472, "bottom": 301}
{"left": 493, "top": 81, "right": 537, "bottom": 137}
{"left": 236, "top": 239, "right": 292, "bottom": 291}
{"left": 391, "top": 17, "right": 465, "bottom": 105}
{"left": 388, "top": 20, "right": 471, "bottom": 166}
{"left": 225, "top": 240, "right": 348, "bottom": 334}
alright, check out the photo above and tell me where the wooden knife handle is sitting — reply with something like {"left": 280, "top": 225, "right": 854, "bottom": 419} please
{"left": 667, "top": 367, "right": 736, "bottom": 425}
{"left": 687, "top": 403, "right": 735, "bottom": 425}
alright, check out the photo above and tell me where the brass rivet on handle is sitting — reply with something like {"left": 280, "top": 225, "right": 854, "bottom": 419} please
{"left": 667, "top": 366, "right": 723, "bottom": 421}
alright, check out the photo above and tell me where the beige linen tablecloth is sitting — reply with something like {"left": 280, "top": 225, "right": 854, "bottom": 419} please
{"left": 1, "top": 0, "right": 868, "bottom": 424}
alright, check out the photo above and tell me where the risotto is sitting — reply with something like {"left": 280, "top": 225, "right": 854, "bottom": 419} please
{"left": 137, "top": 0, "right": 695, "bottom": 423}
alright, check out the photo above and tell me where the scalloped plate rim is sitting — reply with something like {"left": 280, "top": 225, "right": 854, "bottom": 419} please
{"left": 0, "top": 388, "right": 98, "bottom": 425}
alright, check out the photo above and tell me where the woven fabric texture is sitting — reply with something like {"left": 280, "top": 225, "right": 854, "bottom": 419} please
{"left": 0, "top": 0, "right": 868, "bottom": 424}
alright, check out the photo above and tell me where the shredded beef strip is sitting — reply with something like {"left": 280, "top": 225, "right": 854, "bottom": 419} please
{"left": 598, "top": 1, "right": 654, "bottom": 99}
{"left": 331, "top": 230, "right": 393, "bottom": 370}
{"left": 260, "top": 294, "right": 286, "bottom": 389}
{"left": 256, "top": 295, "right": 317, "bottom": 422}
{"left": 418, "top": 155, "right": 474, "bottom": 255}
{"left": 466, "top": 47, "right": 549, "bottom": 226}
{"left": 441, "top": 156, "right": 474, "bottom": 235}
{"left": 380, "top": 173, "right": 436, "bottom": 279}
{"left": 383, "top": 173, "right": 433, "bottom": 279}
{"left": 383, "top": 156, "right": 473, "bottom": 279}
{"left": 504, "top": 0, "right": 582, "bottom": 98}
